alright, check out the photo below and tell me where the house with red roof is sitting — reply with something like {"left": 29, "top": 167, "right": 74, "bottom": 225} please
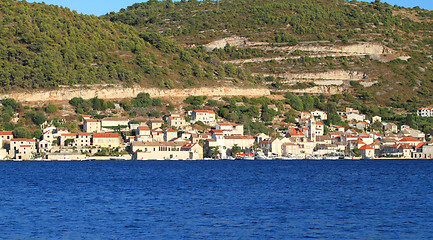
{"left": 10, "top": 138, "right": 36, "bottom": 160}
{"left": 417, "top": 107, "right": 433, "bottom": 117}
{"left": 0, "top": 131, "right": 13, "bottom": 143}
{"left": 167, "top": 115, "right": 186, "bottom": 129}
{"left": 93, "top": 133, "right": 120, "bottom": 148}
{"left": 398, "top": 137, "right": 421, "bottom": 146}
{"left": 397, "top": 144, "right": 414, "bottom": 158}
{"left": 151, "top": 130, "right": 164, "bottom": 142}
{"left": 136, "top": 126, "right": 151, "bottom": 136}
{"left": 359, "top": 144, "right": 375, "bottom": 159}
{"left": 164, "top": 128, "right": 177, "bottom": 141}
{"left": 131, "top": 141, "right": 203, "bottom": 160}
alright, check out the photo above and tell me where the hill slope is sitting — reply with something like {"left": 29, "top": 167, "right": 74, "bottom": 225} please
{"left": 0, "top": 0, "right": 254, "bottom": 92}
{"left": 103, "top": 0, "right": 433, "bottom": 108}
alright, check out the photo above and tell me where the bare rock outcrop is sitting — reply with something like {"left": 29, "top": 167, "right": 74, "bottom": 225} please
{"left": 1, "top": 86, "right": 271, "bottom": 103}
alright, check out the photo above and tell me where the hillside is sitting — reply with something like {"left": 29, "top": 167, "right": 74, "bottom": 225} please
{"left": 0, "top": 0, "right": 254, "bottom": 92}
{"left": 103, "top": 0, "right": 433, "bottom": 109}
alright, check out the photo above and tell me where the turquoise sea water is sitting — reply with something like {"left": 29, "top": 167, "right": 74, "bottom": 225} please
{"left": 1, "top": 160, "right": 433, "bottom": 239}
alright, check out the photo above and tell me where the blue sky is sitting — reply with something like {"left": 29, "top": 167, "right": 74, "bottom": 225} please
{"left": 26, "top": 0, "right": 433, "bottom": 16}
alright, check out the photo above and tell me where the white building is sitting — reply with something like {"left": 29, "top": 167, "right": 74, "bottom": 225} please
{"left": 216, "top": 122, "right": 244, "bottom": 136}
{"left": 190, "top": 110, "right": 216, "bottom": 126}
{"left": 417, "top": 107, "right": 433, "bottom": 117}
{"left": 311, "top": 110, "right": 327, "bottom": 120}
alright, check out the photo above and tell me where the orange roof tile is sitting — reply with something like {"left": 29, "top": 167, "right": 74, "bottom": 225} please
{"left": 359, "top": 145, "right": 373, "bottom": 150}
{"left": 93, "top": 133, "right": 119, "bottom": 138}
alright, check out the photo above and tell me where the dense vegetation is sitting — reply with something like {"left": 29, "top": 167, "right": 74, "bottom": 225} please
{"left": 0, "top": 0, "right": 255, "bottom": 91}
{"left": 103, "top": 0, "right": 419, "bottom": 44}
{"left": 104, "top": 0, "right": 433, "bottom": 107}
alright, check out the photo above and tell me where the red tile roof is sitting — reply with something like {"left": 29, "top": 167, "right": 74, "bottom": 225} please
{"left": 0, "top": 131, "right": 13, "bottom": 135}
{"left": 399, "top": 137, "right": 418, "bottom": 142}
{"left": 11, "top": 138, "right": 35, "bottom": 142}
{"left": 165, "top": 128, "right": 177, "bottom": 133}
{"left": 359, "top": 145, "right": 373, "bottom": 150}
{"left": 61, "top": 133, "right": 77, "bottom": 137}
{"left": 194, "top": 110, "right": 215, "bottom": 114}
{"left": 93, "top": 133, "right": 119, "bottom": 138}
{"left": 85, "top": 119, "right": 100, "bottom": 123}
{"left": 415, "top": 142, "right": 426, "bottom": 148}
{"left": 181, "top": 143, "right": 196, "bottom": 149}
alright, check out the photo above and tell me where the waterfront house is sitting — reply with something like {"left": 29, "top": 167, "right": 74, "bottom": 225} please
{"left": 93, "top": 133, "right": 121, "bottom": 148}
{"left": 261, "top": 137, "right": 292, "bottom": 157}
{"left": 131, "top": 141, "right": 202, "bottom": 160}
{"left": 45, "top": 152, "right": 86, "bottom": 161}
{"left": 359, "top": 144, "right": 375, "bottom": 159}
{"left": 60, "top": 133, "right": 92, "bottom": 147}
{"left": 413, "top": 142, "right": 433, "bottom": 158}
{"left": 10, "top": 138, "right": 36, "bottom": 160}
{"left": 38, "top": 140, "right": 52, "bottom": 153}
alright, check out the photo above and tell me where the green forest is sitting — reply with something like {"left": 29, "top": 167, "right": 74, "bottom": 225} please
{"left": 0, "top": 0, "right": 257, "bottom": 91}
{"left": 0, "top": 0, "right": 433, "bottom": 108}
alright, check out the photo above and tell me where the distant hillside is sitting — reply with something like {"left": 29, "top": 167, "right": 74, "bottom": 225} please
{"left": 104, "top": 0, "right": 433, "bottom": 109}
{"left": 0, "top": 0, "right": 253, "bottom": 92}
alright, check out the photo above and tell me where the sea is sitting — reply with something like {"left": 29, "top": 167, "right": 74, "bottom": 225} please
{"left": 1, "top": 160, "right": 433, "bottom": 239}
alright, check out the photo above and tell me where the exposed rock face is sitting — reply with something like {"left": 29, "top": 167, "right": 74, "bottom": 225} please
{"left": 204, "top": 36, "right": 250, "bottom": 51}
{"left": 1, "top": 86, "right": 271, "bottom": 102}
{"left": 290, "top": 85, "right": 347, "bottom": 94}
{"left": 262, "top": 70, "right": 365, "bottom": 81}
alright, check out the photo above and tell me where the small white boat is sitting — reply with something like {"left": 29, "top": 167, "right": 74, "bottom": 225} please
{"left": 255, "top": 154, "right": 272, "bottom": 160}
{"left": 276, "top": 155, "right": 301, "bottom": 160}
{"left": 322, "top": 156, "right": 340, "bottom": 160}
{"left": 306, "top": 155, "right": 323, "bottom": 160}
{"left": 110, "top": 156, "right": 126, "bottom": 160}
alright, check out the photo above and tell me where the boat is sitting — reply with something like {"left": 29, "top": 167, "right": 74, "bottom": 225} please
{"left": 322, "top": 155, "right": 340, "bottom": 160}
{"left": 276, "top": 155, "right": 301, "bottom": 160}
{"left": 110, "top": 155, "right": 126, "bottom": 160}
{"left": 306, "top": 155, "right": 323, "bottom": 160}
{"left": 254, "top": 152, "right": 272, "bottom": 160}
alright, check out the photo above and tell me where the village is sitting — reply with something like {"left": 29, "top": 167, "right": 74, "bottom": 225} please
{"left": 0, "top": 104, "right": 432, "bottom": 161}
